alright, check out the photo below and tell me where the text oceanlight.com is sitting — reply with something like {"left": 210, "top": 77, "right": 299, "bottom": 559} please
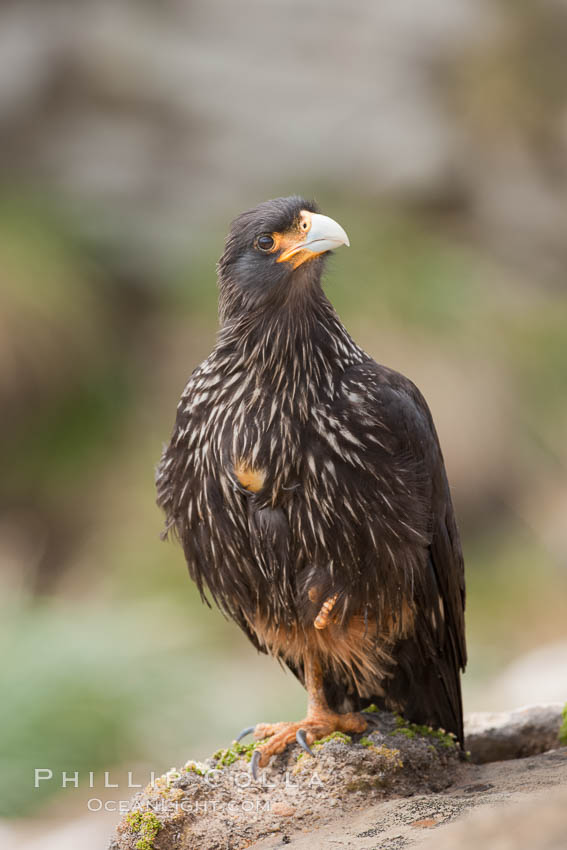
{"left": 87, "top": 798, "right": 274, "bottom": 815}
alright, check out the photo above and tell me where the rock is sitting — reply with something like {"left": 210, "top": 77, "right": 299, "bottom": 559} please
{"left": 419, "top": 783, "right": 567, "bottom": 850}
{"left": 251, "top": 747, "right": 567, "bottom": 849}
{"left": 464, "top": 703, "right": 564, "bottom": 764}
{"left": 110, "top": 704, "right": 567, "bottom": 850}
{"left": 270, "top": 802, "right": 296, "bottom": 818}
{"left": 110, "top": 710, "right": 462, "bottom": 850}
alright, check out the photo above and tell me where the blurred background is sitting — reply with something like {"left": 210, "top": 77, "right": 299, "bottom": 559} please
{"left": 1, "top": 0, "right": 566, "bottom": 846}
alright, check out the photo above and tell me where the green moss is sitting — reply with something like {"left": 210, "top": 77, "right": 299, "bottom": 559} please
{"left": 313, "top": 731, "right": 352, "bottom": 748}
{"left": 362, "top": 704, "right": 380, "bottom": 714}
{"left": 183, "top": 761, "right": 204, "bottom": 776}
{"left": 126, "top": 811, "right": 162, "bottom": 850}
{"left": 359, "top": 737, "right": 375, "bottom": 748}
{"left": 559, "top": 703, "right": 567, "bottom": 747}
{"left": 389, "top": 714, "right": 456, "bottom": 748}
{"left": 394, "top": 726, "right": 417, "bottom": 739}
{"left": 126, "top": 811, "right": 143, "bottom": 830}
{"left": 212, "top": 738, "right": 267, "bottom": 766}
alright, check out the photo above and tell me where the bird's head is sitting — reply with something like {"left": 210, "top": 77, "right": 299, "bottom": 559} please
{"left": 217, "top": 196, "right": 349, "bottom": 322}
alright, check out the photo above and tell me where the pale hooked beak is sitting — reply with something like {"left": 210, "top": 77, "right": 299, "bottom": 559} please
{"left": 277, "top": 211, "right": 350, "bottom": 266}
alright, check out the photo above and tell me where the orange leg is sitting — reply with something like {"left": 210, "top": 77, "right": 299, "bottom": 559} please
{"left": 250, "top": 653, "right": 366, "bottom": 771}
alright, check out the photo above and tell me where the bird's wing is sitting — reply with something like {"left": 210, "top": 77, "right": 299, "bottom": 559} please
{"left": 155, "top": 361, "right": 205, "bottom": 530}
{"left": 335, "top": 360, "right": 466, "bottom": 741}
{"left": 155, "top": 359, "right": 276, "bottom": 652}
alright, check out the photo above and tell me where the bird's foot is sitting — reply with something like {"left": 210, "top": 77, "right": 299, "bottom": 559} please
{"left": 245, "top": 711, "right": 367, "bottom": 777}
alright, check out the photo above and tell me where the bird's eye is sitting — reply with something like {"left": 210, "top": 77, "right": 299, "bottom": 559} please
{"left": 257, "top": 234, "right": 275, "bottom": 252}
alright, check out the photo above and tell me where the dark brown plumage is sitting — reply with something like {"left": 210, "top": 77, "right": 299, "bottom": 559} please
{"left": 156, "top": 196, "right": 466, "bottom": 766}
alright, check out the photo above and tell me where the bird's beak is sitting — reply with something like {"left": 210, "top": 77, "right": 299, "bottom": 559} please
{"left": 277, "top": 211, "right": 350, "bottom": 267}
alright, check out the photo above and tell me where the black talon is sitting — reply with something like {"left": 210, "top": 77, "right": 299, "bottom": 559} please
{"left": 236, "top": 725, "right": 256, "bottom": 743}
{"left": 250, "top": 749, "right": 261, "bottom": 780}
{"left": 296, "top": 728, "right": 315, "bottom": 757}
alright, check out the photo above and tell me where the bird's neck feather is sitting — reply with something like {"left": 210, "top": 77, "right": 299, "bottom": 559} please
{"left": 214, "top": 275, "right": 364, "bottom": 411}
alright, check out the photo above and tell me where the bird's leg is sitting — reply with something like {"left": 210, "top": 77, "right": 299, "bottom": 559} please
{"left": 250, "top": 653, "right": 367, "bottom": 771}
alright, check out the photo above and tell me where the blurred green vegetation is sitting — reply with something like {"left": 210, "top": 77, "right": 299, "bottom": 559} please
{"left": 0, "top": 192, "right": 566, "bottom": 820}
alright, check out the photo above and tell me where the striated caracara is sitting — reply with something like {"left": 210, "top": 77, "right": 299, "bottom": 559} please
{"left": 156, "top": 196, "right": 466, "bottom": 775}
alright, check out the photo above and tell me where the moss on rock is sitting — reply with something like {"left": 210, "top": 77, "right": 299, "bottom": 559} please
{"left": 313, "top": 731, "right": 352, "bottom": 748}
{"left": 559, "top": 703, "right": 567, "bottom": 747}
{"left": 212, "top": 737, "right": 267, "bottom": 766}
{"left": 389, "top": 713, "right": 457, "bottom": 748}
{"left": 125, "top": 811, "right": 162, "bottom": 850}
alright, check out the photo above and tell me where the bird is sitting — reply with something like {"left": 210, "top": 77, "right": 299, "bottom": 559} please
{"left": 156, "top": 195, "right": 466, "bottom": 775}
